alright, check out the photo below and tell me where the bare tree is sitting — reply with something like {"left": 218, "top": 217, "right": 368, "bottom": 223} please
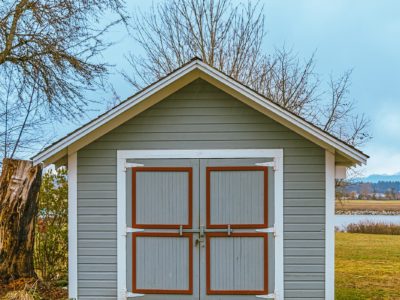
{"left": 0, "top": 159, "right": 42, "bottom": 282}
{"left": 124, "top": 0, "right": 265, "bottom": 90}
{"left": 0, "top": 0, "right": 126, "bottom": 282}
{"left": 253, "top": 48, "right": 320, "bottom": 120}
{"left": 0, "top": 0, "right": 127, "bottom": 160}
{"left": 0, "top": 69, "right": 47, "bottom": 162}
{"left": 320, "top": 71, "right": 370, "bottom": 147}
{"left": 124, "top": 0, "right": 370, "bottom": 148}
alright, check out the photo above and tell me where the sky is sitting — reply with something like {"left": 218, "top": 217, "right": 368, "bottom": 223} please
{"left": 261, "top": 0, "right": 400, "bottom": 176}
{"left": 57, "top": 0, "right": 400, "bottom": 176}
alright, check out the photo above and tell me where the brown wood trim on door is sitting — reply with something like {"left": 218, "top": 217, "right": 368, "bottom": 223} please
{"left": 206, "top": 166, "right": 268, "bottom": 229}
{"left": 132, "top": 167, "right": 193, "bottom": 229}
{"left": 205, "top": 232, "right": 268, "bottom": 295}
{"left": 132, "top": 232, "right": 194, "bottom": 295}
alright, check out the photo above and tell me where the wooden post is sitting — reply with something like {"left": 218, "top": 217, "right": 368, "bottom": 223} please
{"left": 0, "top": 158, "right": 42, "bottom": 282}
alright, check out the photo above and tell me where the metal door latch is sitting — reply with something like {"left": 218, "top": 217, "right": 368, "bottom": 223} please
{"left": 178, "top": 224, "right": 233, "bottom": 236}
{"left": 194, "top": 225, "right": 229, "bottom": 236}
{"left": 195, "top": 236, "right": 205, "bottom": 247}
{"left": 199, "top": 225, "right": 205, "bottom": 237}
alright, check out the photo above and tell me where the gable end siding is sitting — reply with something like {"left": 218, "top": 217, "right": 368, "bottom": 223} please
{"left": 77, "top": 79, "right": 326, "bottom": 299}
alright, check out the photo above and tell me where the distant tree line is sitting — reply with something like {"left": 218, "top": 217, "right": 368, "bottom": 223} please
{"left": 337, "top": 181, "right": 400, "bottom": 200}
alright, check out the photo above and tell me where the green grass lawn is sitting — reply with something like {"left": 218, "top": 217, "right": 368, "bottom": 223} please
{"left": 336, "top": 232, "right": 400, "bottom": 299}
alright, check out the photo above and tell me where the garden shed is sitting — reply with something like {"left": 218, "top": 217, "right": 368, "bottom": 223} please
{"left": 32, "top": 58, "right": 368, "bottom": 300}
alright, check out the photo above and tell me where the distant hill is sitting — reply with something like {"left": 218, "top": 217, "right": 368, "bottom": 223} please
{"left": 344, "top": 181, "right": 400, "bottom": 194}
{"left": 341, "top": 172, "right": 400, "bottom": 199}
{"left": 356, "top": 172, "right": 400, "bottom": 183}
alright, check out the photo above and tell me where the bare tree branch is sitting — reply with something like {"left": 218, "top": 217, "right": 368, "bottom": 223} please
{"left": 123, "top": 0, "right": 371, "bottom": 148}
{"left": 124, "top": 0, "right": 265, "bottom": 90}
{"left": 0, "top": 0, "right": 127, "bottom": 161}
{"left": 320, "top": 71, "right": 371, "bottom": 146}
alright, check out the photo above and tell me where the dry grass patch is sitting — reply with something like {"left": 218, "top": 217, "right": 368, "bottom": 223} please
{"left": 0, "top": 278, "right": 67, "bottom": 300}
{"left": 346, "top": 221, "right": 400, "bottom": 235}
{"left": 336, "top": 200, "right": 400, "bottom": 213}
{"left": 2, "top": 290, "right": 35, "bottom": 300}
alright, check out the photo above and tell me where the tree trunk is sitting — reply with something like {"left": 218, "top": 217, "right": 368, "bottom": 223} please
{"left": 0, "top": 158, "right": 42, "bottom": 282}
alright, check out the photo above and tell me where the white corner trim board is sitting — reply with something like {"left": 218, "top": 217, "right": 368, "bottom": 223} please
{"left": 68, "top": 152, "right": 78, "bottom": 300}
{"left": 116, "top": 149, "right": 284, "bottom": 300}
{"left": 325, "top": 150, "right": 335, "bottom": 300}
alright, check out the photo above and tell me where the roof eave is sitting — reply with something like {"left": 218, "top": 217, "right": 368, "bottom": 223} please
{"left": 193, "top": 61, "right": 368, "bottom": 166}
{"left": 32, "top": 59, "right": 368, "bottom": 167}
{"left": 32, "top": 60, "right": 201, "bottom": 165}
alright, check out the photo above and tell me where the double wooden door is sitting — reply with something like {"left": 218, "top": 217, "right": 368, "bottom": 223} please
{"left": 127, "top": 158, "right": 274, "bottom": 299}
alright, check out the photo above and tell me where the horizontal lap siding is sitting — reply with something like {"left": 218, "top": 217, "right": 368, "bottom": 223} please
{"left": 284, "top": 150, "right": 325, "bottom": 300}
{"left": 77, "top": 79, "right": 325, "bottom": 299}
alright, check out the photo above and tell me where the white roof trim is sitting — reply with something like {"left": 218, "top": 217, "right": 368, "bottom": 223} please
{"left": 32, "top": 59, "right": 368, "bottom": 165}
{"left": 32, "top": 60, "right": 199, "bottom": 165}
{"left": 194, "top": 61, "right": 367, "bottom": 164}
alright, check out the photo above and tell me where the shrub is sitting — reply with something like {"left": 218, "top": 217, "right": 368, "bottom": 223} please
{"left": 34, "top": 168, "right": 68, "bottom": 283}
{"left": 346, "top": 221, "right": 400, "bottom": 235}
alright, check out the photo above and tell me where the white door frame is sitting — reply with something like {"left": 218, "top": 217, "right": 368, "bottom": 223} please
{"left": 117, "top": 149, "right": 284, "bottom": 300}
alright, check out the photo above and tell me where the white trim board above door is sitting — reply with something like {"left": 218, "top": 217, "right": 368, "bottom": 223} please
{"left": 116, "top": 149, "right": 284, "bottom": 300}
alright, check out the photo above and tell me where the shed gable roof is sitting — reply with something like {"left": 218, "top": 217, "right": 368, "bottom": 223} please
{"left": 32, "top": 58, "right": 368, "bottom": 166}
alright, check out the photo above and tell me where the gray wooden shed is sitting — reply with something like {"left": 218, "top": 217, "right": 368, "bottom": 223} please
{"left": 33, "top": 58, "right": 368, "bottom": 300}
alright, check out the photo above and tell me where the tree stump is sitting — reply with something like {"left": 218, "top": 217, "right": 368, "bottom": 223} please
{"left": 0, "top": 159, "right": 42, "bottom": 282}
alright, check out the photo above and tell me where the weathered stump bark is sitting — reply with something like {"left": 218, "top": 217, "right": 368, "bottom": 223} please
{"left": 0, "top": 159, "right": 42, "bottom": 282}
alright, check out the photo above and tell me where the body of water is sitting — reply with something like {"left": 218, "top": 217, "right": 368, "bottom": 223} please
{"left": 335, "top": 214, "right": 400, "bottom": 229}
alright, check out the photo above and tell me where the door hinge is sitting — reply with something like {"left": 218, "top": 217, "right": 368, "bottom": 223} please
{"left": 124, "top": 162, "right": 144, "bottom": 172}
{"left": 125, "top": 227, "right": 144, "bottom": 236}
{"left": 256, "top": 224, "right": 276, "bottom": 237}
{"left": 255, "top": 159, "right": 277, "bottom": 171}
{"left": 256, "top": 293, "right": 276, "bottom": 299}
{"left": 126, "top": 291, "right": 144, "bottom": 298}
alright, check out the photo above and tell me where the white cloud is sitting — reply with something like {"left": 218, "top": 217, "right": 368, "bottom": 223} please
{"left": 357, "top": 101, "right": 400, "bottom": 176}
{"left": 373, "top": 104, "right": 400, "bottom": 139}
{"left": 362, "top": 146, "right": 400, "bottom": 176}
